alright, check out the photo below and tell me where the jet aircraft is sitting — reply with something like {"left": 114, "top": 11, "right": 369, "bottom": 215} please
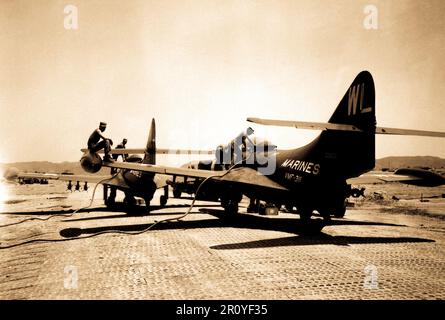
{"left": 8, "top": 119, "right": 212, "bottom": 212}
{"left": 8, "top": 71, "right": 445, "bottom": 225}
{"left": 80, "top": 71, "right": 445, "bottom": 222}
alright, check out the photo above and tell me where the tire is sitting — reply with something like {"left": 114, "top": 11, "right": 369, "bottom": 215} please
{"left": 105, "top": 199, "right": 116, "bottom": 210}
{"left": 123, "top": 195, "right": 136, "bottom": 206}
{"left": 160, "top": 195, "right": 167, "bottom": 207}
{"left": 317, "top": 208, "right": 332, "bottom": 221}
{"left": 298, "top": 207, "right": 313, "bottom": 222}
{"left": 223, "top": 200, "right": 239, "bottom": 215}
{"left": 333, "top": 206, "right": 346, "bottom": 218}
{"left": 144, "top": 197, "right": 151, "bottom": 213}
{"left": 333, "top": 200, "right": 347, "bottom": 218}
{"left": 173, "top": 189, "right": 182, "bottom": 198}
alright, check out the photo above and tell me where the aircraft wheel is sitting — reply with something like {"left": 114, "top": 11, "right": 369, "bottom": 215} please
{"left": 160, "top": 195, "right": 167, "bottom": 207}
{"left": 173, "top": 189, "right": 182, "bottom": 198}
{"left": 223, "top": 200, "right": 239, "bottom": 215}
{"left": 333, "top": 208, "right": 346, "bottom": 218}
{"left": 247, "top": 198, "right": 259, "bottom": 213}
{"left": 333, "top": 201, "right": 347, "bottom": 218}
{"left": 143, "top": 197, "right": 151, "bottom": 213}
{"left": 124, "top": 195, "right": 137, "bottom": 206}
{"left": 105, "top": 199, "right": 116, "bottom": 209}
{"left": 298, "top": 207, "right": 313, "bottom": 222}
{"left": 322, "top": 214, "right": 331, "bottom": 222}
{"left": 317, "top": 208, "right": 332, "bottom": 222}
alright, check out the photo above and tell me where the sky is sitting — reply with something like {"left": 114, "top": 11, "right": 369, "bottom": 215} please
{"left": 1, "top": 0, "right": 445, "bottom": 165}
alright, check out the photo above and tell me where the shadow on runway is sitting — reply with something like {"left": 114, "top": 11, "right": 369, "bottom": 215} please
{"left": 209, "top": 234, "right": 435, "bottom": 250}
{"left": 0, "top": 204, "right": 221, "bottom": 217}
{"left": 58, "top": 207, "right": 435, "bottom": 247}
{"left": 59, "top": 218, "right": 214, "bottom": 238}
{"left": 0, "top": 207, "right": 108, "bottom": 216}
{"left": 201, "top": 208, "right": 406, "bottom": 229}
{"left": 63, "top": 205, "right": 221, "bottom": 222}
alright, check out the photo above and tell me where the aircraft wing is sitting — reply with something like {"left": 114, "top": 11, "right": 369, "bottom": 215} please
{"left": 15, "top": 172, "right": 111, "bottom": 183}
{"left": 14, "top": 171, "right": 168, "bottom": 191}
{"left": 247, "top": 118, "right": 445, "bottom": 138}
{"left": 106, "top": 162, "right": 216, "bottom": 178}
{"left": 219, "top": 167, "right": 288, "bottom": 191}
{"left": 105, "top": 162, "right": 288, "bottom": 191}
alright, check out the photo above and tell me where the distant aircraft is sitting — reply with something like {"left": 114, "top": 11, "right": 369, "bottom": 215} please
{"left": 84, "top": 71, "right": 445, "bottom": 223}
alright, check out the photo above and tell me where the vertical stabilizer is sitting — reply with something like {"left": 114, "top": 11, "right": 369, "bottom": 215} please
{"left": 317, "top": 71, "right": 376, "bottom": 178}
{"left": 143, "top": 118, "right": 156, "bottom": 165}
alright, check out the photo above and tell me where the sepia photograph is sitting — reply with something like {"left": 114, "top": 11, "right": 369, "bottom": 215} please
{"left": 0, "top": 0, "right": 444, "bottom": 305}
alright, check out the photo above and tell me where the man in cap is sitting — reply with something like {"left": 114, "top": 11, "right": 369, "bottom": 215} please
{"left": 110, "top": 138, "right": 128, "bottom": 175}
{"left": 109, "top": 138, "right": 131, "bottom": 204}
{"left": 112, "top": 138, "right": 128, "bottom": 162}
{"left": 87, "top": 122, "right": 113, "bottom": 162}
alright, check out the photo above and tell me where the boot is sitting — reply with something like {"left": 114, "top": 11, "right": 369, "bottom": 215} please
{"left": 103, "top": 154, "right": 114, "bottom": 163}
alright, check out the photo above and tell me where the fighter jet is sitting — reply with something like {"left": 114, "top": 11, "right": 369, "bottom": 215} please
{"left": 85, "top": 71, "right": 445, "bottom": 223}
{"left": 8, "top": 119, "right": 212, "bottom": 212}
{"left": 8, "top": 71, "right": 445, "bottom": 224}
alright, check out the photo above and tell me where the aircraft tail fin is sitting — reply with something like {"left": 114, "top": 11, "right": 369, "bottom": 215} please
{"left": 143, "top": 118, "right": 156, "bottom": 165}
{"left": 318, "top": 71, "right": 376, "bottom": 178}
{"left": 328, "top": 71, "right": 376, "bottom": 131}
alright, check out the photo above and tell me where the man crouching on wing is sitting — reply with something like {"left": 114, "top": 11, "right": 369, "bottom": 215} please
{"left": 87, "top": 121, "right": 114, "bottom": 162}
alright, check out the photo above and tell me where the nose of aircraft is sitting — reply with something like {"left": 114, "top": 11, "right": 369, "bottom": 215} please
{"left": 80, "top": 151, "right": 103, "bottom": 173}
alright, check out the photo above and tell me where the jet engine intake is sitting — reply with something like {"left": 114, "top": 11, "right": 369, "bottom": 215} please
{"left": 80, "top": 151, "right": 103, "bottom": 173}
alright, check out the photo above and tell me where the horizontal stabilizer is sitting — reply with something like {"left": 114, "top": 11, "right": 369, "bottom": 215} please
{"left": 81, "top": 148, "right": 214, "bottom": 155}
{"left": 247, "top": 117, "right": 445, "bottom": 138}
{"left": 375, "top": 127, "right": 445, "bottom": 138}
{"left": 247, "top": 118, "right": 362, "bottom": 132}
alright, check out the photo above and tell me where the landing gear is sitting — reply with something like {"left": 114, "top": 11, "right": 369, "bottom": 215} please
{"left": 173, "top": 188, "right": 182, "bottom": 198}
{"left": 333, "top": 201, "right": 347, "bottom": 218}
{"left": 296, "top": 207, "right": 326, "bottom": 234}
{"left": 317, "top": 201, "right": 346, "bottom": 219}
{"left": 160, "top": 185, "right": 169, "bottom": 207}
{"left": 247, "top": 198, "right": 260, "bottom": 213}
{"left": 123, "top": 194, "right": 137, "bottom": 206}
{"left": 160, "top": 195, "right": 167, "bottom": 207}
{"left": 103, "top": 185, "right": 119, "bottom": 210}
{"left": 298, "top": 207, "right": 313, "bottom": 222}
{"left": 105, "top": 198, "right": 116, "bottom": 209}
{"left": 319, "top": 211, "right": 331, "bottom": 222}
{"left": 143, "top": 197, "right": 151, "bottom": 213}
{"left": 221, "top": 199, "right": 239, "bottom": 215}
{"left": 108, "top": 186, "right": 117, "bottom": 205}
{"left": 317, "top": 207, "right": 332, "bottom": 222}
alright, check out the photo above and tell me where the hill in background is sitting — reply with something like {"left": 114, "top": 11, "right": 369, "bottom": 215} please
{"left": 375, "top": 156, "right": 445, "bottom": 171}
